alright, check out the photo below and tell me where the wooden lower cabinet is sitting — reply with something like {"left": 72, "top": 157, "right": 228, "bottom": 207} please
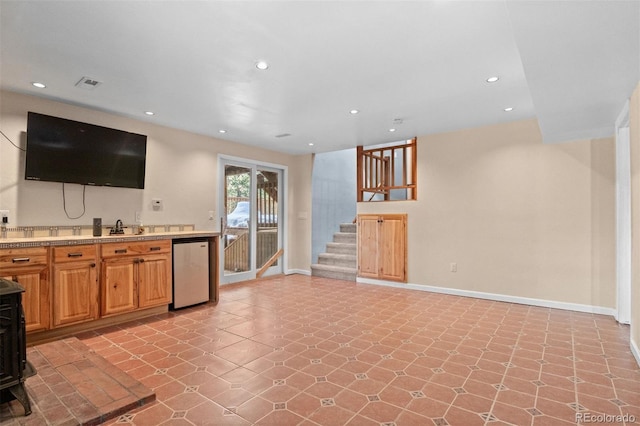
{"left": 138, "top": 254, "right": 171, "bottom": 309}
{"left": 357, "top": 214, "right": 407, "bottom": 282}
{"left": 101, "top": 258, "right": 137, "bottom": 316}
{"left": 101, "top": 240, "right": 172, "bottom": 317}
{"left": 0, "top": 247, "right": 50, "bottom": 333}
{"left": 52, "top": 245, "right": 99, "bottom": 328}
{"left": 0, "top": 237, "right": 192, "bottom": 338}
{"left": 1, "top": 266, "right": 49, "bottom": 333}
{"left": 52, "top": 261, "right": 98, "bottom": 327}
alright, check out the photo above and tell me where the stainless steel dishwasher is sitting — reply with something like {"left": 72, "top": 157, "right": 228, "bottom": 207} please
{"left": 172, "top": 238, "right": 210, "bottom": 309}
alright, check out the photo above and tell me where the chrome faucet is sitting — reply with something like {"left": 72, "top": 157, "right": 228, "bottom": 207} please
{"left": 110, "top": 219, "right": 125, "bottom": 235}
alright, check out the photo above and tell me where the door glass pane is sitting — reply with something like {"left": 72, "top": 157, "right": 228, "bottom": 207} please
{"left": 256, "top": 169, "right": 279, "bottom": 269}
{"left": 224, "top": 165, "right": 251, "bottom": 275}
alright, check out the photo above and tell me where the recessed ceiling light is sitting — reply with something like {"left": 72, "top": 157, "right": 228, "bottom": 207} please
{"left": 144, "top": 111, "right": 154, "bottom": 116}
{"left": 219, "top": 129, "right": 227, "bottom": 134}
{"left": 486, "top": 76, "right": 499, "bottom": 83}
{"left": 32, "top": 82, "right": 46, "bottom": 88}
{"left": 308, "top": 143, "right": 314, "bottom": 146}
{"left": 350, "top": 109, "right": 359, "bottom": 115}
{"left": 504, "top": 107, "right": 514, "bottom": 112}
{"left": 255, "top": 61, "right": 269, "bottom": 70}
{"left": 389, "top": 128, "right": 396, "bottom": 132}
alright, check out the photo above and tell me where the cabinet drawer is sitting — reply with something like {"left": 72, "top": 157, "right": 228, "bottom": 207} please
{"left": 53, "top": 245, "right": 97, "bottom": 263}
{"left": 101, "top": 240, "right": 171, "bottom": 258}
{"left": 0, "top": 247, "right": 48, "bottom": 268}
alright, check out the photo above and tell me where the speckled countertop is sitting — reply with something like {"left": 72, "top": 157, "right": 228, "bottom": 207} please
{"left": 0, "top": 231, "right": 219, "bottom": 249}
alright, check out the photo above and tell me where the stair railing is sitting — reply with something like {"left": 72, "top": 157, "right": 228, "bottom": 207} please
{"left": 356, "top": 137, "right": 417, "bottom": 202}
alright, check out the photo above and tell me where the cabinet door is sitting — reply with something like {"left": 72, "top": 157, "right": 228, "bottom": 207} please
{"left": 101, "top": 258, "right": 137, "bottom": 316}
{"left": 1, "top": 265, "right": 49, "bottom": 333}
{"left": 357, "top": 215, "right": 380, "bottom": 279}
{"left": 53, "top": 261, "right": 98, "bottom": 327}
{"left": 357, "top": 214, "right": 407, "bottom": 282}
{"left": 138, "top": 254, "right": 171, "bottom": 309}
{"left": 379, "top": 215, "right": 407, "bottom": 282}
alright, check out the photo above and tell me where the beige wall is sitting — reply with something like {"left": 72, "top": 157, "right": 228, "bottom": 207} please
{"left": 1, "top": 89, "right": 622, "bottom": 310}
{"left": 630, "top": 82, "right": 640, "bottom": 356}
{"left": 359, "top": 118, "right": 616, "bottom": 309}
{"left": 287, "top": 154, "right": 314, "bottom": 273}
{"left": 0, "top": 90, "right": 312, "bottom": 272}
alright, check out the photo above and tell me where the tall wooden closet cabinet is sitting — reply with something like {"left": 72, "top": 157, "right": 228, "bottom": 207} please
{"left": 357, "top": 214, "right": 407, "bottom": 282}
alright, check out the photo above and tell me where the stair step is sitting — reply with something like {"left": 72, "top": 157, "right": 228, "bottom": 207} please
{"left": 340, "top": 223, "right": 357, "bottom": 234}
{"left": 311, "top": 264, "right": 357, "bottom": 282}
{"left": 326, "top": 242, "right": 356, "bottom": 255}
{"left": 318, "top": 253, "right": 356, "bottom": 267}
{"left": 333, "top": 232, "right": 356, "bottom": 244}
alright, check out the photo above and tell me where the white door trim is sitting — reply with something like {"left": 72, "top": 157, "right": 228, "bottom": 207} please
{"left": 217, "top": 154, "right": 288, "bottom": 285}
{"left": 615, "top": 100, "right": 631, "bottom": 324}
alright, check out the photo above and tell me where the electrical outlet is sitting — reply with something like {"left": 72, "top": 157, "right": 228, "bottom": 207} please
{"left": 450, "top": 262, "right": 457, "bottom": 273}
{"left": 0, "top": 210, "right": 8, "bottom": 224}
{"left": 208, "top": 210, "right": 214, "bottom": 220}
{"left": 135, "top": 211, "right": 142, "bottom": 223}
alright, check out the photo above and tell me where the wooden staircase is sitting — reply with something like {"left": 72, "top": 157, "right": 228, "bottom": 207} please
{"left": 311, "top": 223, "right": 357, "bottom": 281}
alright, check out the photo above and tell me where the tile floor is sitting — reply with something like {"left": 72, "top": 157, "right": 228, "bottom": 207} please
{"left": 15, "top": 274, "right": 640, "bottom": 425}
{"left": 0, "top": 338, "right": 154, "bottom": 425}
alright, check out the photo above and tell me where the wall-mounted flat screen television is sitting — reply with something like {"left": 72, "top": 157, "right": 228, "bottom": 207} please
{"left": 25, "top": 112, "right": 147, "bottom": 189}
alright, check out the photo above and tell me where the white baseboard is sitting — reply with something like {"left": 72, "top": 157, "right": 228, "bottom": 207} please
{"left": 356, "top": 277, "right": 616, "bottom": 317}
{"left": 286, "top": 269, "right": 311, "bottom": 276}
{"left": 631, "top": 338, "right": 640, "bottom": 367}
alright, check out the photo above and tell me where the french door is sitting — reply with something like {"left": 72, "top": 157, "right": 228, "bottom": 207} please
{"left": 219, "top": 157, "right": 284, "bottom": 285}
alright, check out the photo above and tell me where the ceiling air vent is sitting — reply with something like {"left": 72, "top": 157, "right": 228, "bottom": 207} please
{"left": 75, "top": 77, "right": 102, "bottom": 90}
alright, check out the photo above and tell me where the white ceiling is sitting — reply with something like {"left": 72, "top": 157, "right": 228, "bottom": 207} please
{"left": 1, "top": 1, "right": 638, "bottom": 155}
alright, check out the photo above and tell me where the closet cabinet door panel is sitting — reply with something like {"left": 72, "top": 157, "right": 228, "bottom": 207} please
{"left": 379, "top": 215, "right": 407, "bottom": 282}
{"left": 357, "top": 215, "right": 380, "bottom": 279}
{"left": 357, "top": 214, "right": 407, "bottom": 283}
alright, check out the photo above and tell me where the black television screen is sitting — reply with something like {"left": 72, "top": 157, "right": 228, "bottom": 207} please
{"left": 25, "top": 112, "right": 147, "bottom": 189}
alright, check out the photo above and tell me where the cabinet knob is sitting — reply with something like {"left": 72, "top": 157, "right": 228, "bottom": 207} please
{"left": 90, "top": 263, "right": 96, "bottom": 268}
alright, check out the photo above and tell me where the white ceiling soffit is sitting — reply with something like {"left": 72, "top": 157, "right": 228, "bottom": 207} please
{"left": 506, "top": 0, "right": 640, "bottom": 144}
{"left": 0, "top": 1, "right": 638, "bottom": 153}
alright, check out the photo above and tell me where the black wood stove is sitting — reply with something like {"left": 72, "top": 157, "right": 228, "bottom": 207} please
{"left": 0, "top": 278, "right": 34, "bottom": 415}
